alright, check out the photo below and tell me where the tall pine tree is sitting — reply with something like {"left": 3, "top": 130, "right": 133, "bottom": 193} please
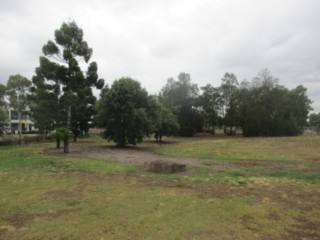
{"left": 30, "top": 21, "right": 104, "bottom": 153}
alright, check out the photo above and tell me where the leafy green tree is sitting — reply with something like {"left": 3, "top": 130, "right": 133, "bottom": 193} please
{"left": 153, "top": 101, "right": 180, "bottom": 142}
{"left": 309, "top": 112, "right": 320, "bottom": 126}
{"left": 219, "top": 72, "right": 239, "bottom": 135}
{"left": 309, "top": 112, "right": 320, "bottom": 134}
{"left": 198, "top": 84, "right": 221, "bottom": 134}
{"left": 29, "top": 57, "right": 62, "bottom": 136}
{"left": 95, "top": 78, "right": 154, "bottom": 147}
{"left": 6, "top": 74, "right": 31, "bottom": 140}
{"left": 288, "top": 85, "right": 312, "bottom": 134}
{"left": 239, "top": 70, "right": 312, "bottom": 136}
{"left": 0, "top": 84, "right": 6, "bottom": 106}
{"left": 30, "top": 21, "right": 104, "bottom": 152}
{"left": 160, "top": 73, "right": 201, "bottom": 136}
{"left": 49, "top": 127, "right": 73, "bottom": 151}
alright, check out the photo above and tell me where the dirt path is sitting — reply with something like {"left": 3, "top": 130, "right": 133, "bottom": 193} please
{"left": 45, "top": 145, "right": 205, "bottom": 167}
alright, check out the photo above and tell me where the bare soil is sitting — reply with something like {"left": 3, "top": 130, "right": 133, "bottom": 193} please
{"left": 45, "top": 145, "right": 221, "bottom": 168}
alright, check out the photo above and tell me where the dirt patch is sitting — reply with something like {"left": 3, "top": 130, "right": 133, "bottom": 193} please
{"left": 2, "top": 208, "right": 79, "bottom": 230}
{"left": 45, "top": 189, "right": 79, "bottom": 198}
{"left": 2, "top": 215, "right": 34, "bottom": 228}
{"left": 284, "top": 216, "right": 320, "bottom": 240}
{"left": 45, "top": 145, "right": 226, "bottom": 169}
{"left": 233, "top": 160, "right": 274, "bottom": 168}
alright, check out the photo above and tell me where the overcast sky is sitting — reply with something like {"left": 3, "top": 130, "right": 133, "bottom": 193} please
{"left": 1, "top": 0, "right": 319, "bottom": 111}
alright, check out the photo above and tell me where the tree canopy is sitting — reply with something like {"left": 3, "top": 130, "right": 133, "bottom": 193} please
{"left": 95, "top": 77, "right": 155, "bottom": 147}
{"left": 153, "top": 101, "right": 180, "bottom": 142}
{"left": 30, "top": 21, "right": 104, "bottom": 152}
{"left": 159, "top": 73, "right": 202, "bottom": 136}
{"left": 238, "top": 70, "right": 312, "bottom": 136}
{"left": 6, "top": 74, "right": 31, "bottom": 139}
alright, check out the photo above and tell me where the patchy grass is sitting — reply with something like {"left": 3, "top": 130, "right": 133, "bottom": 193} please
{"left": 156, "top": 135, "right": 320, "bottom": 161}
{"left": 0, "top": 136, "right": 320, "bottom": 239}
{"left": 156, "top": 135, "right": 320, "bottom": 183}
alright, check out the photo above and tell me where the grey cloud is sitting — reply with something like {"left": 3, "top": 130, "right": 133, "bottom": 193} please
{"left": 0, "top": 0, "right": 319, "bottom": 112}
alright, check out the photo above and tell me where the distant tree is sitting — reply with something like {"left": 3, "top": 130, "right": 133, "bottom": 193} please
{"left": 95, "top": 78, "right": 154, "bottom": 147}
{"left": 0, "top": 84, "right": 6, "bottom": 106}
{"left": 288, "top": 85, "right": 312, "bottom": 134}
{"left": 219, "top": 72, "right": 239, "bottom": 135}
{"left": 252, "top": 68, "right": 279, "bottom": 89}
{"left": 198, "top": 84, "right": 221, "bottom": 134}
{"left": 239, "top": 70, "right": 312, "bottom": 136}
{"left": 309, "top": 112, "right": 320, "bottom": 134}
{"left": 160, "top": 73, "right": 201, "bottom": 136}
{"left": 153, "top": 101, "right": 180, "bottom": 142}
{"left": 6, "top": 74, "right": 31, "bottom": 141}
{"left": 30, "top": 21, "right": 104, "bottom": 152}
{"left": 309, "top": 112, "right": 320, "bottom": 126}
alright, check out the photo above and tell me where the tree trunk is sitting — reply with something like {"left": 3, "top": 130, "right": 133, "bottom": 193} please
{"left": 18, "top": 111, "right": 22, "bottom": 144}
{"left": 65, "top": 104, "right": 71, "bottom": 153}
{"left": 63, "top": 138, "right": 69, "bottom": 153}
{"left": 73, "top": 133, "right": 77, "bottom": 142}
{"left": 56, "top": 138, "right": 60, "bottom": 149}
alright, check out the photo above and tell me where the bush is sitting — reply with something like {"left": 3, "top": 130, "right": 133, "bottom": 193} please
{"left": 23, "top": 135, "right": 44, "bottom": 144}
{"left": 0, "top": 138, "right": 18, "bottom": 146}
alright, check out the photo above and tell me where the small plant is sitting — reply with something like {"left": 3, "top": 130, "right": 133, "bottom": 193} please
{"left": 49, "top": 127, "right": 73, "bottom": 153}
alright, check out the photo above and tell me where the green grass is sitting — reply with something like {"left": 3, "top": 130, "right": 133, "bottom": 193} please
{"left": 156, "top": 135, "right": 320, "bottom": 183}
{"left": 156, "top": 135, "right": 320, "bottom": 161}
{"left": 0, "top": 136, "right": 320, "bottom": 239}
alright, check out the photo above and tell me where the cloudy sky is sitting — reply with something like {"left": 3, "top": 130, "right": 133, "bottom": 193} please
{"left": 1, "top": 0, "right": 319, "bottom": 111}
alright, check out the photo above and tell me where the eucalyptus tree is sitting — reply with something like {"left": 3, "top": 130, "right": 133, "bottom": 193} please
{"left": 31, "top": 21, "right": 104, "bottom": 153}
{"left": 239, "top": 70, "right": 312, "bottom": 136}
{"left": 153, "top": 101, "right": 180, "bottom": 142}
{"left": 6, "top": 74, "right": 31, "bottom": 140}
{"left": 160, "top": 73, "right": 201, "bottom": 136}
{"left": 198, "top": 84, "right": 221, "bottom": 134}
{"left": 219, "top": 72, "right": 239, "bottom": 135}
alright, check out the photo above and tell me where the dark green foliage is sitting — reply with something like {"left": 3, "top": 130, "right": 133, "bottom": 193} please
{"left": 309, "top": 112, "right": 320, "bottom": 126}
{"left": 159, "top": 73, "right": 202, "bottom": 136}
{"left": 238, "top": 70, "right": 312, "bottom": 137}
{"left": 30, "top": 21, "right": 104, "bottom": 151}
{"left": 219, "top": 72, "right": 239, "bottom": 135}
{"left": 49, "top": 127, "right": 73, "bottom": 150}
{"left": 0, "top": 84, "right": 7, "bottom": 136}
{"left": 198, "top": 84, "right": 221, "bottom": 134}
{"left": 0, "top": 108, "right": 7, "bottom": 137}
{"left": 153, "top": 102, "right": 180, "bottom": 142}
{"left": 0, "top": 84, "right": 6, "bottom": 104}
{"left": 96, "top": 78, "right": 154, "bottom": 147}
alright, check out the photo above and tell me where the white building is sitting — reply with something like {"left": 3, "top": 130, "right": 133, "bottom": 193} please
{"left": 7, "top": 108, "right": 37, "bottom": 134}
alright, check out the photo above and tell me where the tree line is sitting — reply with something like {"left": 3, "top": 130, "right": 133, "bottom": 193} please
{"left": 0, "top": 21, "right": 314, "bottom": 150}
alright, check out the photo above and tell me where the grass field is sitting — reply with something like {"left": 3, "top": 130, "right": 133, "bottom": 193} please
{"left": 0, "top": 135, "right": 319, "bottom": 240}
